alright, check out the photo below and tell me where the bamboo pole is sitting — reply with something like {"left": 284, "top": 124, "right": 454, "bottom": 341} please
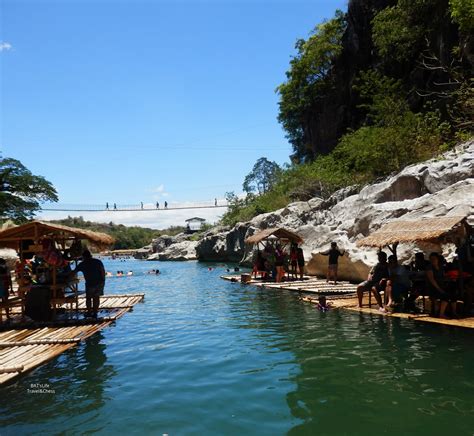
{"left": 0, "top": 365, "right": 24, "bottom": 374}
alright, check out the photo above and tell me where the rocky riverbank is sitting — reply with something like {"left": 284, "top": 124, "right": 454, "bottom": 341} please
{"left": 145, "top": 140, "right": 473, "bottom": 280}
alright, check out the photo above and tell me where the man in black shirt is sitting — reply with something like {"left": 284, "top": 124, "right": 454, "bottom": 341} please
{"left": 321, "top": 242, "right": 345, "bottom": 284}
{"left": 73, "top": 250, "right": 105, "bottom": 318}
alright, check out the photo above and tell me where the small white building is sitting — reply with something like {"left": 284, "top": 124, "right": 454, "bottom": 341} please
{"left": 185, "top": 217, "right": 206, "bottom": 233}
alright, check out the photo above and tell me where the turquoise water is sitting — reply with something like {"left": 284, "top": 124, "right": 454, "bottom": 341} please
{"left": 1, "top": 260, "right": 474, "bottom": 435}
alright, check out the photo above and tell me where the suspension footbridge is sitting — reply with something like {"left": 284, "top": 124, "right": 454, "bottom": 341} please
{"left": 40, "top": 201, "right": 229, "bottom": 212}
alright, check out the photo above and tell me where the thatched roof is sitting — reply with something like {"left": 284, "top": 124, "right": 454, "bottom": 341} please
{"left": 356, "top": 216, "right": 468, "bottom": 247}
{"left": 245, "top": 227, "right": 303, "bottom": 245}
{"left": 0, "top": 221, "right": 115, "bottom": 249}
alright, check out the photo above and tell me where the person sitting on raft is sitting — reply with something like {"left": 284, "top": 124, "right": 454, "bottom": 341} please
{"left": 385, "top": 255, "right": 411, "bottom": 308}
{"left": 321, "top": 242, "right": 345, "bottom": 284}
{"left": 356, "top": 251, "right": 389, "bottom": 312}
{"left": 426, "top": 252, "right": 458, "bottom": 319}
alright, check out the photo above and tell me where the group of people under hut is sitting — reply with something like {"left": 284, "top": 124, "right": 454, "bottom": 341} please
{"left": 252, "top": 242, "right": 305, "bottom": 282}
{"left": 356, "top": 246, "right": 473, "bottom": 318}
{"left": 252, "top": 240, "right": 347, "bottom": 284}
{"left": 250, "top": 234, "right": 473, "bottom": 319}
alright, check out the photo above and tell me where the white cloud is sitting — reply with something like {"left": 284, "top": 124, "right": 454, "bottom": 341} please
{"left": 0, "top": 42, "right": 12, "bottom": 52}
{"left": 152, "top": 184, "right": 165, "bottom": 193}
{"left": 150, "top": 184, "right": 170, "bottom": 200}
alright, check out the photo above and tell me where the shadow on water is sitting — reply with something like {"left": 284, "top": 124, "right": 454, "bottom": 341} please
{"left": 0, "top": 332, "right": 115, "bottom": 431}
{"left": 230, "top": 286, "right": 474, "bottom": 435}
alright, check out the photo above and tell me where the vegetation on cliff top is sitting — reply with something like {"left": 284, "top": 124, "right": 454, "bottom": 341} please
{"left": 221, "top": 0, "right": 473, "bottom": 227}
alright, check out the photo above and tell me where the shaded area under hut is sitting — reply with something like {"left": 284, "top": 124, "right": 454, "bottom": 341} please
{"left": 0, "top": 221, "right": 114, "bottom": 323}
{"left": 356, "top": 215, "right": 473, "bottom": 317}
{"left": 0, "top": 221, "right": 145, "bottom": 385}
{"left": 245, "top": 227, "right": 304, "bottom": 283}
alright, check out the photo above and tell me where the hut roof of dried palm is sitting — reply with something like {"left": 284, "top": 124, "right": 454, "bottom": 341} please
{"left": 356, "top": 216, "right": 469, "bottom": 247}
{"left": 0, "top": 221, "right": 115, "bottom": 249}
{"left": 245, "top": 227, "right": 303, "bottom": 245}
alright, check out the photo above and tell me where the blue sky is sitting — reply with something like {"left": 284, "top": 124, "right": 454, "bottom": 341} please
{"left": 1, "top": 0, "right": 347, "bottom": 228}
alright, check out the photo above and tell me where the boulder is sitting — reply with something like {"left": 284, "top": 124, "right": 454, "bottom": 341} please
{"left": 195, "top": 232, "right": 228, "bottom": 261}
{"left": 157, "top": 240, "right": 198, "bottom": 261}
{"left": 151, "top": 235, "right": 174, "bottom": 253}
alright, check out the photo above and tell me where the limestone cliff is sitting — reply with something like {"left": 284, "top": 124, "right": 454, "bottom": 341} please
{"left": 196, "top": 140, "right": 473, "bottom": 280}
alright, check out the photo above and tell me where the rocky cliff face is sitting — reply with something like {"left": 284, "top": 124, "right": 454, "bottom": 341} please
{"left": 147, "top": 233, "right": 198, "bottom": 261}
{"left": 196, "top": 140, "right": 474, "bottom": 280}
{"left": 149, "top": 240, "right": 198, "bottom": 261}
{"left": 296, "top": 0, "right": 471, "bottom": 159}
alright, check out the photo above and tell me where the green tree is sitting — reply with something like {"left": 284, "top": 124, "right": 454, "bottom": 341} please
{"left": 372, "top": 0, "right": 439, "bottom": 62}
{"left": 449, "top": 0, "right": 474, "bottom": 32}
{"left": 243, "top": 157, "right": 281, "bottom": 195}
{"left": 276, "top": 10, "right": 346, "bottom": 161}
{"left": 0, "top": 156, "right": 58, "bottom": 222}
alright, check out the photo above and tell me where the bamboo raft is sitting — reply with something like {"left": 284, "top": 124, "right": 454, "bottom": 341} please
{"left": 222, "top": 274, "right": 474, "bottom": 330}
{"left": 221, "top": 275, "right": 357, "bottom": 295}
{"left": 0, "top": 293, "right": 144, "bottom": 385}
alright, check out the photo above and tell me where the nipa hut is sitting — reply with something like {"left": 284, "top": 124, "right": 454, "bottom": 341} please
{"left": 356, "top": 216, "right": 470, "bottom": 253}
{"left": 245, "top": 227, "right": 303, "bottom": 247}
{"left": 0, "top": 221, "right": 114, "bottom": 320}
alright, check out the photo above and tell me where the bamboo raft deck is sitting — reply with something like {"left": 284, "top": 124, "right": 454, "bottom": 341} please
{"left": 223, "top": 275, "right": 474, "bottom": 329}
{"left": 221, "top": 275, "right": 358, "bottom": 295}
{"left": 0, "top": 293, "right": 144, "bottom": 385}
{"left": 302, "top": 294, "right": 474, "bottom": 329}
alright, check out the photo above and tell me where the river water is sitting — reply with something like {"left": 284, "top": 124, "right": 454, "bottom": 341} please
{"left": 1, "top": 259, "right": 474, "bottom": 435}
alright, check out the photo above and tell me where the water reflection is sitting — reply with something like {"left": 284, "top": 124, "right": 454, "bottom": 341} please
{"left": 229, "top": 286, "right": 474, "bottom": 434}
{"left": 1, "top": 261, "right": 473, "bottom": 435}
{"left": 0, "top": 332, "right": 115, "bottom": 428}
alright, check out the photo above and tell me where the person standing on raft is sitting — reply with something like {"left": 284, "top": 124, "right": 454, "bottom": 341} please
{"left": 72, "top": 250, "right": 105, "bottom": 319}
{"left": 321, "top": 242, "right": 345, "bottom": 284}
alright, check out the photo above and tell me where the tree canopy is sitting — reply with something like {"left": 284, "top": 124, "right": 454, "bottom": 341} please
{"left": 243, "top": 157, "right": 281, "bottom": 195}
{"left": 0, "top": 156, "right": 58, "bottom": 222}
{"left": 276, "top": 10, "right": 347, "bottom": 161}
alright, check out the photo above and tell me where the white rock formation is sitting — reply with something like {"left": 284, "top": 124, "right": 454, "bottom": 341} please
{"left": 155, "top": 240, "right": 199, "bottom": 261}
{"left": 196, "top": 140, "right": 474, "bottom": 281}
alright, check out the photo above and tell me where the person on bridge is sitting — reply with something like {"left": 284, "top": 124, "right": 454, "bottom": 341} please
{"left": 215, "top": 198, "right": 217, "bottom": 206}
{"left": 114, "top": 203, "right": 117, "bottom": 210}
{"left": 156, "top": 202, "right": 159, "bottom": 209}
{"left": 165, "top": 201, "right": 168, "bottom": 209}
{"left": 141, "top": 202, "right": 144, "bottom": 210}
{"left": 72, "top": 250, "right": 105, "bottom": 319}
{"left": 106, "top": 202, "right": 109, "bottom": 210}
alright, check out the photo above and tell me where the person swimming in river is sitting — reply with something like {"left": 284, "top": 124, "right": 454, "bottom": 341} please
{"left": 317, "top": 296, "right": 331, "bottom": 312}
{"left": 321, "top": 242, "right": 345, "bottom": 284}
